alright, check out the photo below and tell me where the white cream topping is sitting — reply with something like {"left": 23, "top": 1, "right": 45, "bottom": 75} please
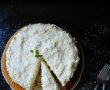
{"left": 6, "top": 23, "right": 79, "bottom": 89}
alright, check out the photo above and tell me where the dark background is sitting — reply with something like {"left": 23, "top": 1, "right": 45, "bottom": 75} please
{"left": 0, "top": 4, "right": 110, "bottom": 90}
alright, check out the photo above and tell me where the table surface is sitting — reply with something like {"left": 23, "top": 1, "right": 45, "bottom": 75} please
{"left": 0, "top": 5, "right": 110, "bottom": 90}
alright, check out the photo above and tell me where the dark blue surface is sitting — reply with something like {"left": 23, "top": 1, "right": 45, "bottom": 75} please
{"left": 0, "top": 6, "right": 21, "bottom": 90}
{"left": 0, "top": 5, "right": 110, "bottom": 90}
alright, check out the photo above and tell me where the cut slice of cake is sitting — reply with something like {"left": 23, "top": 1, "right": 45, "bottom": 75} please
{"left": 41, "top": 61, "right": 60, "bottom": 90}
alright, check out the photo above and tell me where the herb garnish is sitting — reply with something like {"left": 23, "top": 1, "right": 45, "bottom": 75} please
{"left": 35, "top": 49, "right": 42, "bottom": 58}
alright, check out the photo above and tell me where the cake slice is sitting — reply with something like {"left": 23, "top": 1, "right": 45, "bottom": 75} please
{"left": 41, "top": 61, "right": 60, "bottom": 90}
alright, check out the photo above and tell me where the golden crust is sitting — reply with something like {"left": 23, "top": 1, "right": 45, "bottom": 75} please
{"left": 1, "top": 31, "right": 25, "bottom": 90}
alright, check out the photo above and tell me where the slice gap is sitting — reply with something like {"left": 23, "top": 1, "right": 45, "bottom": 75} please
{"left": 33, "top": 65, "right": 42, "bottom": 90}
{"left": 50, "top": 70, "right": 63, "bottom": 90}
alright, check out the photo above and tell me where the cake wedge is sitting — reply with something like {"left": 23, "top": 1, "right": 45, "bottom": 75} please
{"left": 41, "top": 61, "right": 60, "bottom": 90}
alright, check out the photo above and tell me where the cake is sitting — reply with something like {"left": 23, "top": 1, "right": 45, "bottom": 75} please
{"left": 2, "top": 23, "right": 80, "bottom": 90}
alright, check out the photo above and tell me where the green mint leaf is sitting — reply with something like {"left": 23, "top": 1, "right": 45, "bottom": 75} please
{"left": 36, "top": 50, "right": 39, "bottom": 57}
{"left": 35, "top": 49, "right": 42, "bottom": 58}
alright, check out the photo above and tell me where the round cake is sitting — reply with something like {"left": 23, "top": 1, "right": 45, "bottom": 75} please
{"left": 2, "top": 23, "right": 80, "bottom": 90}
